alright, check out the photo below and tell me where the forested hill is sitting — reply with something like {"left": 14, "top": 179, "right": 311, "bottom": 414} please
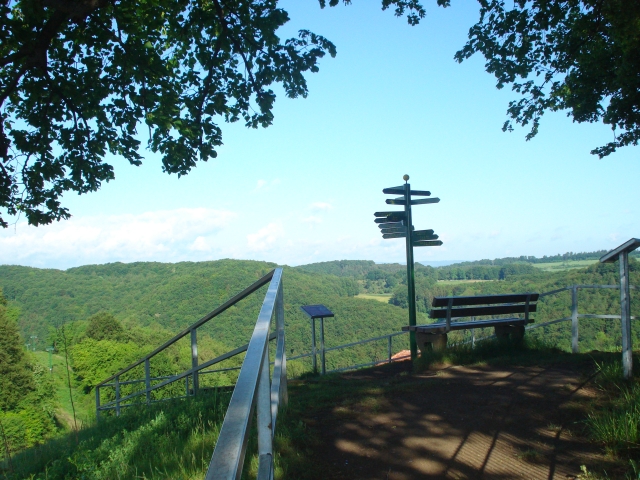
{"left": 0, "top": 259, "right": 409, "bottom": 357}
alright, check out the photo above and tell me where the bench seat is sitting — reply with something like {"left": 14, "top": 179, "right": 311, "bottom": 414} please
{"left": 402, "top": 316, "right": 534, "bottom": 335}
{"left": 403, "top": 292, "right": 539, "bottom": 353}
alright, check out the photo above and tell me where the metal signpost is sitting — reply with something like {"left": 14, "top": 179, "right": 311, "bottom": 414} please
{"left": 600, "top": 238, "right": 640, "bottom": 379}
{"left": 375, "top": 175, "right": 442, "bottom": 361}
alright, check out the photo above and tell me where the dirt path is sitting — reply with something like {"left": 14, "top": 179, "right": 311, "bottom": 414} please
{"left": 303, "top": 362, "right": 611, "bottom": 479}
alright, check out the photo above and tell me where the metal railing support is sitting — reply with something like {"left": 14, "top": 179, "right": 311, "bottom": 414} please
{"left": 387, "top": 335, "right": 392, "bottom": 363}
{"left": 115, "top": 375, "right": 121, "bottom": 417}
{"left": 257, "top": 344, "right": 273, "bottom": 480}
{"left": 571, "top": 286, "right": 579, "bottom": 353}
{"left": 619, "top": 252, "right": 633, "bottom": 379}
{"left": 145, "top": 359, "right": 151, "bottom": 405}
{"left": 191, "top": 328, "right": 199, "bottom": 395}
{"left": 95, "top": 386, "right": 101, "bottom": 421}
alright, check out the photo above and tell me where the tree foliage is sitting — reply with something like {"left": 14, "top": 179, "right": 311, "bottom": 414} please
{"left": 85, "top": 311, "right": 124, "bottom": 341}
{"left": 457, "top": 0, "right": 640, "bottom": 157}
{"left": 0, "top": 303, "right": 35, "bottom": 411}
{"left": 0, "top": 0, "right": 429, "bottom": 228}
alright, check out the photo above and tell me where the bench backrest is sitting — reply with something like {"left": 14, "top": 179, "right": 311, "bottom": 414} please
{"left": 429, "top": 293, "right": 539, "bottom": 320}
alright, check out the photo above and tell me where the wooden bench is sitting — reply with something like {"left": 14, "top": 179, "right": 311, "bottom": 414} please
{"left": 402, "top": 293, "right": 539, "bottom": 353}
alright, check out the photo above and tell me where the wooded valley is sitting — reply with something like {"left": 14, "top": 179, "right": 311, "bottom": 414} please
{"left": 0, "top": 252, "right": 638, "bottom": 453}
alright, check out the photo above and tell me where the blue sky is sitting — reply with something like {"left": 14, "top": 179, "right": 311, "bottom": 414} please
{"left": 1, "top": 1, "right": 638, "bottom": 269}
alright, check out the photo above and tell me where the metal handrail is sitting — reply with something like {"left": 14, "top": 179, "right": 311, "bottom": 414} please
{"left": 285, "top": 283, "right": 637, "bottom": 375}
{"left": 95, "top": 270, "right": 276, "bottom": 417}
{"left": 206, "top": 267, "right": 286, "bottom": 480}
{"left": 96, "top": 271, "right": 275, "bottom": 387}
{"left": 448, "top": 284, "right": 637, "bottom": 349}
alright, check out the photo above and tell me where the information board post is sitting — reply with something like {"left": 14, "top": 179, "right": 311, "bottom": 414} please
{"left": 301, "top": 305, "right": 335, "bottom": 375}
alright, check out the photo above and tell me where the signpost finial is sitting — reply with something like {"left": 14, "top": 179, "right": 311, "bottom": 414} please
{"left": 403, "top": 174, "right": 409, "bottom": 182}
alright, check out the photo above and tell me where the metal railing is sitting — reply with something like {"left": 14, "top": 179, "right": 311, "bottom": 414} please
{"left": 95, "top": 269, "right": 281, "bottom": 417}
{"left": 206, "top": 267, "right": 286, "bottom": 480}
{"left": 284, "top": 284, "right": 637, "bottom": 376}
{"left": 95, "top": 268, "right": 287, "bottom": 480}
{"left": 287, "top": 330, "right": 409, "bottom": 375}
{"left": 441, "top": 284, "right": 637, "bottom": 350}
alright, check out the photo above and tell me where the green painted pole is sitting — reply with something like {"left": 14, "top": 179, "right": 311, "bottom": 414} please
{"left": 404, "top": 175, "right": 417, "bottom": 361}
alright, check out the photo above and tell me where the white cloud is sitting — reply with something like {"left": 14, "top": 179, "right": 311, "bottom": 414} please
{"left": 247, "top": 223, "right": 284, "bottom": 251}
{"left": 254, "top": 178, "right": 281, "bottom": 192}
{"left": 0, "top": 208, "right": 236, "bottom": 268}
{"left": 190, "top": 236, "right": 211, "bottom": 252}
{"left": 310, "top": 202, "right": 333, "bottom": 211}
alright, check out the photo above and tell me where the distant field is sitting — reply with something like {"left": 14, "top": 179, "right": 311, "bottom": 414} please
{"left": 355, "top": 293, "right": 392, "bottom": 303}
{"left": 437, "top": 279, "right": 494, "bottom": 285}
{"left": 532, "top": 259, "right": 598, "bottom": 272}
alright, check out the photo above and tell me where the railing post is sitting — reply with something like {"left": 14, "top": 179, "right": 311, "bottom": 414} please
{"left": 320, "top": 317, "right": 326, "bottom": 375}
{"left": 311, "top": 318, "right": 317, "bottom": 373}
{"left": 145, "top": 358, "right": 151, "bottom": 405}
{"left": 115, "top": 375, "right": 121, "bottom": 417}
{"left": 388, "top": 335, "right": 392, "bottom": 364}
{"left": 619, "top": 251, "right": 633, "bottom": 379}
{"left": 471, "top": 316, "right": 475, "bottom": 349}
{"left": 191, "top": 328, "right": 199, "bottom": 395}
{"left": 95, "top": 386, "right": 101, "bottom": 421}
{"left": 571, "top": 286, "right": 579, "bottom": 354}
{"left": 257, "top": 344, "right": 273, "bottom": 480}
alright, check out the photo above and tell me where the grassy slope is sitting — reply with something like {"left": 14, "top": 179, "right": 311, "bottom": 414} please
{"left": 31, "top": 351, "right": 92, "bottom": 428}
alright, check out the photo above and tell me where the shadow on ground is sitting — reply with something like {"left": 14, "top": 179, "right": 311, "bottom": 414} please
{"left": 285, "top": 358, "right": 616, "bottom": 479}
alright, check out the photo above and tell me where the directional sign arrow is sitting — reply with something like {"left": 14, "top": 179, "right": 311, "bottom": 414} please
{"left": 413, "top": 230, "right": 438, "bottom": 241}
{"left": 378, "top": 222, "right": 404, "bottom": 229}
{"left": 385, "top": 198, "right": 407, "bottom": 206}
{"left": 374, "top": 217, "right": 405, "bottom": 224}
{"left": 412, "top": 240, "right": 443, "bottom": 247}
{"left": 382, "top": 187, "right": 431, "bottom": 197}
{"left": 411, "top": 197, "right": 440, "bottom": 205}
{"left": 382, "top": 186, "right": 405, "bottom": 195}
{"left": 383, "top": 233, "right": 407, "bottom": 239}
{"left": 374, "top": 211, "right": 406, "bottom": 218}
{"left": 374, "top": 217, "right": 404, "bottom": 228}
{"left": 381, "top": 228, "right": 407, "bottom": 235}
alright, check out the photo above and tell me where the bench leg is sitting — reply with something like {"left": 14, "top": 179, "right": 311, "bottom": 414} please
{"left": 495, "top": 325, "right": 525, "bottom": 342}
{"left": 416, "top": 332, "right": 448, "bottom": 354}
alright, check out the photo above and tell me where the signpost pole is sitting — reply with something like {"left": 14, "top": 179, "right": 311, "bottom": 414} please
{"left": 404, "top": 180, "right": 418, "bottom": 361}
{"left": 376, "top": 175, "right": 442, "bottom": 363}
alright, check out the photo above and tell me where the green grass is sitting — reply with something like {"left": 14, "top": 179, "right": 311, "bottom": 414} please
{"left": 414, "top": 337, "right": 569, "bottom": 370}
{"left": 1, "top": 391, "right": 233, "bottom": 480}
{"left": 586, "top": 359, "right": 640, "bottom": 475}
{"left": 8, "top": 344, "right": 640, "bottom": 480}
{"left": 354, "top": 293, "right": 392, "bottom": 303}
{"left": 31, "top": 351, "right": 92, "bottom": 428}
{"left": 532, "top": 259, "right": 599, "bottom": 272}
